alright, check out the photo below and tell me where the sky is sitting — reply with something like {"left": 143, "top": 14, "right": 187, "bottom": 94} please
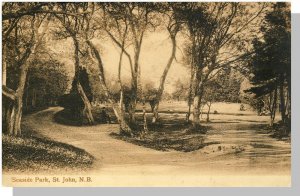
{"left": 98, "top": 30, "right": 190, "bottom": 93}
{"left": 48, "top": 28, "right": 190, "bottom": 93}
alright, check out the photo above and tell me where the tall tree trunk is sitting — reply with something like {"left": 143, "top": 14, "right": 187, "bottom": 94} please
{"left": 192, "top": 69, "right": 204, "bottom": 128}
{"left": 2, "top": 44, "right": 8, "bottom": 131}
{"left": 31, "top": 89, "right": 36, "bottom": 108}
{"left": 186, "top": 66, "right": 195, "bottom": 123}
{"left": 2, "top": 16, "right": 49, "bottom": 136}
{"left": 3, "top": 43, "right": 7, "bottom": 86}
{"left": 206, "top": 101, "right": 212, "bottom": 122}
{"left": 86, "top": 40, "right": 132, "bottom": 134}
{"left": 77, "top": 81, "right": 94, "bottom": 124}
{"left": 279, "top": 76, "right": 286, "bottom": 123}
{"left": 24, "top": 79, "right": 29, "bottom": 110}
{"left": 285, "top": 86, "right": 290, "bottom": 119}
{"left": 287, "top": 76, "right": 291, "bottom": 119}
{"left": 200, "top": 104, "right": 205, "bottom": 119}
{"left": 3, "top": 94, "right": 21, "bottom": 136}
{"left": 192, "top": 95, "right": 201, "bottom": 128}
{"left": 128, "top": 81, "right": 137, "bottom": 124}
{"left": 72, "top": 37, "right": 94, "bottom": 125}
{"left": 129, "top": 31, "right": 143, "bottom": 125}
{"left": 269, "top": 88, "right": 278, "bottom": 127}
{"left": 4, "top": 102, "right": 13, "bottom": 134}
{"left": 152, "top": 35, "right": 177, "bottom": 123}
{"left": 186, "top": 103, "right": 192, "bottom": 123}
{"left": 117, "top": 36, "right": 126, "bottom": 125}
{"left": 142, "top": 102, "right": 148, "bottom": 133}
{"left": 152, "top": 103, "right": 159, "bottom": 123}
{"left": 6, "top": 64, "right": 29, "bottom": 135}
{"left": 119, "top": 91, "right": 125, "bottom": 119}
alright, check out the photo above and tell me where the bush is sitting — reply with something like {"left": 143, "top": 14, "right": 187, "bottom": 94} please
{"left": 58, "top": 67, "right": 93, "bottom": 120}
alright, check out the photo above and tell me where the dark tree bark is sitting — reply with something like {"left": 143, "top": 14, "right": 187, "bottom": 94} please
{"left": 4, "top": 63, "right": 29, "bottom": 135}
{"left": 191, "top": 68, "right": 205, "bottom": 128}
{"left": 269, "top": 88, "right": 278, "bottom": 127}
{"left": 206, "top": 101, "right": 212, "bottom": 122}
{"left": 72, "top": 37, "right": 94, "bottom": 125}
{"left": 279, "top": 75, "right": 286, "bottom": 123}
{"left": 2, "top": 17, "right": 49, "bottom": 135}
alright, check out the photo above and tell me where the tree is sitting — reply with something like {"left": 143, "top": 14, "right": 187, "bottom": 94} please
{"left": 81, "top": 3, "right": 133, "bottom": 134}
{"left": 58, "top": 67, "right": 93, "bottom": 123}
{"left": 2, "top": 4, "right": 50, "bottom": 135}
{"left": 246, "top": 2, "right": 291, "bottom": 126}
{"left": 143, "top": 82, "right": 158, "bottom": 113}
{"left": 202, "top": 79, "right": 223, "bottom": 122}
{"left": 23, "top": 53, "right": 69, "bottom": 112}
{"left": 171, "top": 79, "right": 189, "bottom": 101}
{"left": 174, "top": 2, "right": 267, "bottom": 128}
{"left": 150, "top": 4, "right": 181, "bottom": 123}
{"left": 101, "top": 2, "right": 160, "bottom": 125}
{"left": 53, "top": 3, "right": 95, "bottom": 124}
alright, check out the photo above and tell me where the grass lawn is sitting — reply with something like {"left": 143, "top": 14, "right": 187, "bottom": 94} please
{"left": 111, "top": 112, "right": 221, "bottom": 152}
{"left": 111, "top": 125, "right": 219, "bottom": 152}
{"left": 2, "top": 128, "right": 94, "bottom": 173}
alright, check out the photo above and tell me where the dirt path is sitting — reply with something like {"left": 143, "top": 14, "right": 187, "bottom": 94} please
{"left": 22, "top": 107, "right": 291, "bottom": 178}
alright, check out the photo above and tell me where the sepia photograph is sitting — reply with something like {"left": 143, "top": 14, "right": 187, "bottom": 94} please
{"left": 1, "top": 2, "right": 291, "bottom": 187}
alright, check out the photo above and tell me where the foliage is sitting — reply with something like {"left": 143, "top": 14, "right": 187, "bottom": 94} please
{"left": 23, "top": 56, "right": 69, "bottom": 112}
{"left": 246, "top": 2, "right": 290, "bottom": 97}
{"left": 171, "top": 79, "right": 190, "bottom": 101}
{"left": 211, "top": 69, "right": 242, "bottom": 103}
{"left": 58, "top": 67, "right": 93, "bottom": 117}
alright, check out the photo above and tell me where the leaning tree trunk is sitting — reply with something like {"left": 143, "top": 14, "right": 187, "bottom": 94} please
{"left": 151, "top": 34, "right": 177, "bottom": 123}
{"left": 72, "top": 37, "right": 94, "bottom": 125}
{"left": 86, "top": 40, "right": 132, "bottom": 135}
{"left": 269, "top": 88, "right": 278, "bottom": 127}
{"left": 77, "top": 81, "right": 94, "bottom": 124}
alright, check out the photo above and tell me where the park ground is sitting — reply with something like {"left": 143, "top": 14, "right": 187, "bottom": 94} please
{"left": 2, "top": 102, "right": 291, "bottom": 186}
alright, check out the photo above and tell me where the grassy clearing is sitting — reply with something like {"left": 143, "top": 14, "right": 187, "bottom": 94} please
{"left": 111, "top": 131, "right": 219, "bottom": 152}
{"left": 2, "top": 131, "right": 94, "bottom": 173}
{"left": 111, "top": 119, "right": 219, "bottom": 152}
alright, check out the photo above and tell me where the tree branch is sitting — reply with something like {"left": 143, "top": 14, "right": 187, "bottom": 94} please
{"left": 105, "top": 29, "right": 134, "bottom": 76}
{"left": 2, "top": 85, "right": 16, "bottom": 101}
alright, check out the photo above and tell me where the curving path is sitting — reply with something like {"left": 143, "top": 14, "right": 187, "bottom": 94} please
{"left": 21, "top": 107, "right": 291, "bottom": 186}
